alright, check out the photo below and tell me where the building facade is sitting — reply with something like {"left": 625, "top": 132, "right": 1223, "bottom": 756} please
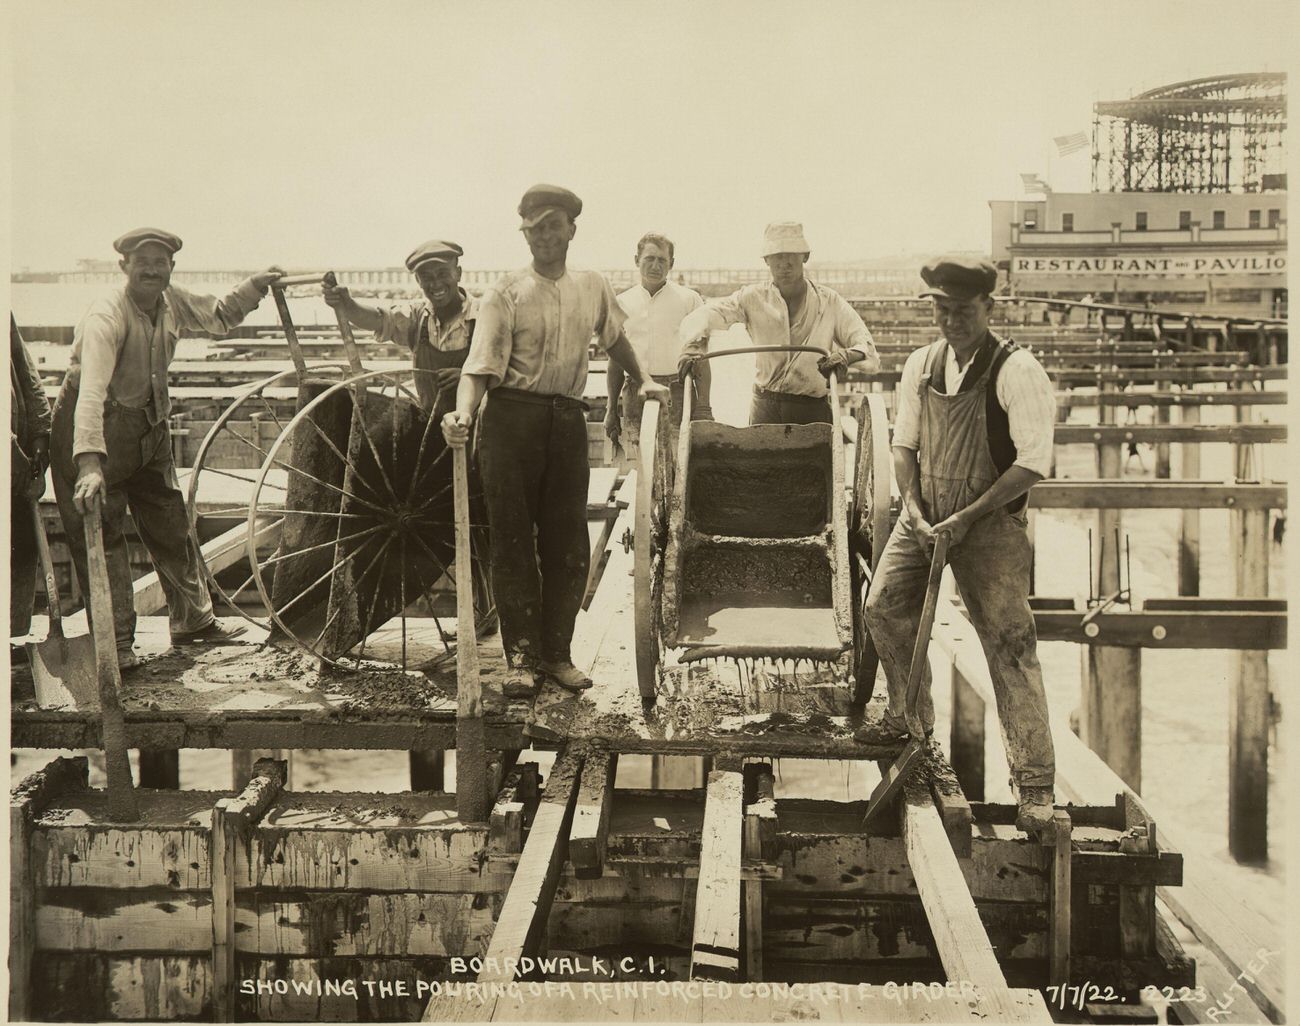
{"left": 989, "top": 191, "right": 1287, "bottom": 317}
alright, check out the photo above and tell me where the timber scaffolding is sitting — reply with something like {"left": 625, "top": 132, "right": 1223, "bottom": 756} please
{"left": 10, "top": 292, "right": 1287, "bottom": 1023}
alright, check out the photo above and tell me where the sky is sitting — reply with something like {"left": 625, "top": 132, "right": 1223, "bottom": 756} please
{"left": 6, "top": 0, "right": 1296, "bottom": 272}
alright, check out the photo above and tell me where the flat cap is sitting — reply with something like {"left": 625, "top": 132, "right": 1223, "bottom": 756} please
{"left": 518, "top": 184, "right": 582, "bottom": 229}
{"left": 761, "top": 221, "right": 810, "bottom": 257}
{"left": 405, "top": 239, "right": 464, "bottom": 273}
{"left": 114, "top": 228, "right": 183, "bottom": 256}
{"left": 919, "top": 256, "right": 998, "bottom": 300}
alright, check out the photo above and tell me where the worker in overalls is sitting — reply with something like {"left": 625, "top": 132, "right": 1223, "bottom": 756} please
{"left": 51, "top": 228, "right": 283, "bottom": 668}
{"left": 442, "top": 184, "right": 667, "bottom": 696}
{"left": 323, "top": 239, "right": 494, "bottom": 633}
{"left": 677, "top": 222, "right": 879, "bottom": 425}
{"left": 862, "top": 256, "right": 1059, "bottom": 834}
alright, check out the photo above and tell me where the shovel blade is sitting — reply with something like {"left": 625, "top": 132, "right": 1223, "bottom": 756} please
{"left": 26, "top": 630, "right": 101, "bottom": 709}
{"left": 862, "top": 740, "right": 925, "bottom": 829}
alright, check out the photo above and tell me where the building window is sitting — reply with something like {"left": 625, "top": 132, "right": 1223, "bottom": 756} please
{"left": 1061, "top": 213, "right": 1074, "bottom": 232}
{"left": 1023, "top": 209, "right": 1038, "bottom": 230}
{"left": 1179, "top": 210, "right": 1191, "bottom": 229}
{"left": 1135, "top": 211, "right": 1148, "bottom": 231}
{"left": 1249, "top": 210, "right": 1261, "bottom": 228}
{"left": 1268, "top": 209, "right": 1281, "bottom": 228}
{"left": 1213, "top": 210, "right": 1226, "bottom": 229}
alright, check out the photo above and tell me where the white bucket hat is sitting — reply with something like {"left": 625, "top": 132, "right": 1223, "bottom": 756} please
{"left": 761, "top": 221, "right": 810, "bottom": 257}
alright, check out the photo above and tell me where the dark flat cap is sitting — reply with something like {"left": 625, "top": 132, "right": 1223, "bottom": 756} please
{"left": 919, "top": 256, "right": 998, "bottom": 300}
{"left": 405, "top": 240, "right": 464, "bottom": 273}
{"left": 518, "top": 184, "right": 582, "bottom": 229}
{"left": 114, "top": 228, "right": 183, "bottom": 255}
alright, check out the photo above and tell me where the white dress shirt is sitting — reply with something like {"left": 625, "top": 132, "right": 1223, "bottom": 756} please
{"left": 616, "top": 280, "right": 703, "bottom": 377}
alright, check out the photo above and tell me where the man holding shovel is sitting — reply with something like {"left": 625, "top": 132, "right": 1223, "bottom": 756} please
{"left": 442, "top": 185, "right": 667, "bottom": 696}
{"left": 862, "top": 256, "right": 1058, "bottom": 835}
{"left": 51, "top": 228, "right": 283, "bottom": 669}
{"left": 10, "top": 315, "right": 53, "bottom": 644}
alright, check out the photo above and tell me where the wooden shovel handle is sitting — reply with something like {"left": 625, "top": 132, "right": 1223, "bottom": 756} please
{"left": 30, "top": 498, "right": 63, "bottom": 635}
{"left": 902, "top": 530, "right": 951, "bottom": 737}
{"left": 452, "top": 446, "right": 482, "bottom": 720}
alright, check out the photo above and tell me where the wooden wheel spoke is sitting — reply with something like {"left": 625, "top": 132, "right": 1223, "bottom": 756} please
{"left": 346, "top": 386, "right": 401, "bottom": 505}
{"left": 313, "top": 534, "right": 395, "bottom": 654}
{"left": 354, "top": 535, "right": 397, "bottom": 666}
{"left": 289, "top": 412, "right": 387, "bottom": 507}
{"left": 272, "top": 540, "right": 372, "bottom": 621}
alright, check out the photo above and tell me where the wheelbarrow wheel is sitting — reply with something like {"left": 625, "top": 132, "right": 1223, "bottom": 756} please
{"left": 849, "top": 392, "right": 893, "bottom": 704}
{"left": 186, "top": 363, "right": 351, "bottom": 629}
{"left": 246, "top": 368, "right": 491, "bottom": 672}
{"left": 633, "top": 396, "right": 671, "bottom": 698}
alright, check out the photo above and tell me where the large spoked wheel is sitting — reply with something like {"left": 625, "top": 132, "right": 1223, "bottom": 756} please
{"left": 186, "top": 363, "right": 351, "bottom": 627}
{"left": 633, "top": 397, "right": 672, "bottom": 697}
{"left": 850, "top": 392, "right": 893, "bottom": 704}
{"left": 246, "top": 368, "right": 493, "bottom": 672}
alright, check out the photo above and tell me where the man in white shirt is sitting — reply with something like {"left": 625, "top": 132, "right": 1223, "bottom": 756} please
{"left": 605, "top": 232, "right": 710, "bottom": 456}
{"left": 862, "top": 256, "right": 1057, "bottom": 835}
{"left": 678, "top": 222, "right": 879, "bottom": 425}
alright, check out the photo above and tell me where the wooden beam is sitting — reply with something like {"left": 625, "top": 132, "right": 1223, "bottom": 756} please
{"left": 478, "top": 748, "right": 584, "bottom": 983}
{"left": 134, "top": 517, "right": 282, "bottom": 615}
{"left": 1053, "top": 421, "right": 1285, "bottom": 446}
{"left": 1045, "top": 810, "right": 1072, "bottom": 987}
{"left": 925, "top": 745, "right": 973, "bottom": 859}
{"left": 1030, "top": 481, "right": 1286, "bottom": 510}
{"left": 743, "top": 762, "right": 776, "bottom": 981}
{"left": 568, "top": 751, "right": 617, "bottom": 878}
{"left": 1056, "top": 390, "right": 1286, "bottom": 410}
{"left": 690, "top": 769, "right": 744, "bottom": 982}
{"left": 488, "top": 763, "right": 539, "bottom": 857}
{"left": 211, "top": 758, "right": 285, "bottom": 1022}
{"left": 1230, "top": 508, "right": 1270, "bottom": 862}
{"left": 1031, "top": 609, "right": 1286, "bottom": 649}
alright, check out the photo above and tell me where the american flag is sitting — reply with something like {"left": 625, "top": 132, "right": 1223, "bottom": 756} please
{"left": 1054, "top": 131, "right": 1089, "bottom": 156}
{"left": 1020, "top": 173, "right": 1050, "bottom": 193}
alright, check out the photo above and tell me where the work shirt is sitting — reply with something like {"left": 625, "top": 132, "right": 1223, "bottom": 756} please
{"left": 375, "top": 291, "right": 478, "bottom": 411}
{"left": 892, "top": 338, "right": 1056, "bottom": 477}
{"left": 616, "top": 280, "right": 703, "bottom": 377}
{"left": 11, "top": 316, "right": 52, "bottom": 454}
{"left": 67, "top": 280, "right": 265, "bottom": 459}
{"left": 463, "top": 267, "right": 624, "bottom": 399}
{"left": 678, "top": 279, "right": 879, "bottom": 397}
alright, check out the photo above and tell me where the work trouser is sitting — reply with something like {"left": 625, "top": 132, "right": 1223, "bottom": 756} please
{"left": 477, "top": 388, "right": 590, "bottom": 667}
{"left": 863, "top": 507, "right": 1055, "bottom": 788}
{"left": 749, "top": 386, "right": 833, "bottom": 426}
{"left": 10, "top": 485, "right": 39, "bottom": 637}
{"left": 50, "top": 386, "right": 214, "bottom": 649}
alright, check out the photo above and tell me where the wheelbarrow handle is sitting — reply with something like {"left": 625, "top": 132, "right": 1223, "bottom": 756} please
{"left": 902, "top": 529, "right": 951, "bottom": 737}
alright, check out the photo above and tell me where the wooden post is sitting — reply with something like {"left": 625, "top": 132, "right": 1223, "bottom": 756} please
{"left": 138, "top": 750, "right": 181, "bottom": 789}
{"left": 950, "top": 664, "right": 986, "bottom": 802}
{"left": 211, "top": 758, "right": 286, "bottom": 1022}
{"left": 742, "top": 763, "right": 776, "bottom": 981}
{"left": 1178, "top": 404, "right": 1201, "bottom": 596}
{"left": 1230, "top": 509, "right": 1270, "bottom": 863}
{"left": 1045, "top": 809, "right": 1073, "bottom": 987}
{"left": 568, "top": 751, "right": 617, "bottom": 878}
{"left": 230, "top": 751, "right": 254, "bottom": 790}
{"left": 9, "top": 757, "right": 89, "bottom": 1021}
{"left": 1082, "top": 404, "right": 1143, "bottom": 790}
{"left": 409, "top": 750, "right": 445, "bottom": 792}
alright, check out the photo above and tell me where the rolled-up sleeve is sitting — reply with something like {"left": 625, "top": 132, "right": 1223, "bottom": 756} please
{"left": 71, "top": 302, "right": 126, "bottom": 459}
{"left": 831, "top": 294, "right": 879, "bottom": 373}
{"left": 678, "top": 289, "right": 746, "bottom": 358}
{"left": 170, "top": 279, "right": 266, "bottom": 336}
{"left": 461, "top": 287, "right": 513, "bottom": 389}
{"left": 998, "top": 351, "right": 1057, "bottom": 477}
{"left": 375, "top": 303, "right": 421, "bottom": 350}
{"left": 890, "top": 347, "right": 928, "bottom": 452}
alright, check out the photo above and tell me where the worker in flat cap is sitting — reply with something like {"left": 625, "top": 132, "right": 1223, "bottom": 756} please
{"left": 49, "top": 228, "right": 283, "bottom": 669}
{"left": 605, "top": 231, "right": 711, "bottom": 465}
{"left": 678, "top": 222, "right": 879, "bottom": 425}
{"left": 861, "top": 255, "right": 1058, "bottom": 835}
{"left": 323, "top": 240, "right": 475, "bottom": 419}
{"left": 442, "top": 184, "right": 668, "bottom": 696}
{"left": 322, "top": 237, "right": 494, "bottom": 629}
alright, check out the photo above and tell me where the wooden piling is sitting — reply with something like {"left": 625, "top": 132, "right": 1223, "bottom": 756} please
{"left": 138, "top": 750, "right": 181, "bottom": 789}
{"left": 1177, "top": 405, "right": 1201, "bottom": 596}
{"left": 409, "top": 750, "right": 445, "bottom": 792}
{"left": 1229, "top": 509, "right": 1270, "bottom": 863}
{"left": 950, "top": 664, "right": 986, "bottom": 802}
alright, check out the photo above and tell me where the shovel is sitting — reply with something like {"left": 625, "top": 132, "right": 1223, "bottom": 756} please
{"left": 84, "top": 503, "right": 139, "bottom": 820}
{"left": 862, "top": 529, "right": 951, "bottom": 828}
{"left": 25, "top": 498, "right": 98, "bottom": 708}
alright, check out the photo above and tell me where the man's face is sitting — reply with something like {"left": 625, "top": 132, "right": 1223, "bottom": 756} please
{"left": 121, "top": 242, "right": 174, "bottom": 301}
{"left": 764, "top": 251, "right": 807, "bottom": 290}
{"left": 932, "top": 294, "right": 993, "bottom": 347}
{"left": 415, "top": 261, "right": 462, "bottom": 308}
{"left": 523, "top": 211, "right": 575, "bottom": 264}
{"left": 636, "top": 241, "right": 672, "bottom": 290}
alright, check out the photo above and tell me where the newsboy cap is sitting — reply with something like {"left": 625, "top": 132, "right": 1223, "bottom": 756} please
{"left": 114, "top": 228, "right": 183, "bottom": 256}
{"left": 518, "top": 184, "right": 582, "bottom": 229}
{"left": 761, "top": 221, "right": 811, "bottom": 257}
{"left": 919, "top": 256, "right": 998, "bottom": 300}
{"left": 405, "top": 240, "right": 464, "bottom": 273}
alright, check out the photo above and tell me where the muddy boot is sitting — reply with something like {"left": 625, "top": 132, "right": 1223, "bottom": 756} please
{"left": 502, "top": 651, "right": 538, "bottom": 699}
{"left": 538, "top": 659, "right": 593, "bottom": 694}
{"left": 854, "top": 710, "right": 931, "bottom": 746}
{"left": 116, "top": 646, "right": 140, "bottom": 671}
{"left": 1015, "top": 785, "right": 1056, "bottom": 835}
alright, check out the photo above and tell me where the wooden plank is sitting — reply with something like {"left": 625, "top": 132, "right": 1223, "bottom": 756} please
{"left": 33, "top": 823, "right": 212, "bottom": 889}
{"left": 742, "top": 762, "right": 774, "bottom": 981}
{"left": 690, "top": 770, "right": 744, "bottom": 982}
{"left": 926, "top": 746, "right": 973, "bottom": 859}
{"left": 1032, "top": 609, "right": 1286, "bottom": 649}
{"left": 478, "top": 748, "right": 584, "bottom": 982}
{"left": 35, "top": 888, "right": 213, "bottom": 952}
{"left": 488, "top": 764, "right": 538, "bottom": 856}
{"left": 133, "top": 518, "right": 282, "bottom": 616}
{"left": 1031, "top": 481, "right": 1286, "bottom": 510}
{"left": 32, "top": 953, "right": 211, "bottom": 1021}
{"left": 567, "top": 751, "right": 617, "bottom": 877}
{"left": 1046, "top": 809, "right": 1072, "bottom": 987}
{"left": 1056, "top": 390, "right": 1286, "bottom": 409}
{"left": 1054, "top": 422, "right": 1286, "bottom": 446}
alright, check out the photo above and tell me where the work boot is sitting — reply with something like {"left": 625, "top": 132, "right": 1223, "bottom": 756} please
{"left": 1015, "top": 785, "right": 1056, "bottom": 835}
{"left": 502, "top": 651, "right": 538, "bottom": 699}
{"left": 854, "top": 711, "right": 932, "bottom": 746}
{"left": 538, "top": 659, "right": 593, "bottom": 694}
{"left": 171, "top": 618, "right": 249, "bottom": 646}
{"left": 116, "top": 647, "right": 140, "bottom": 671}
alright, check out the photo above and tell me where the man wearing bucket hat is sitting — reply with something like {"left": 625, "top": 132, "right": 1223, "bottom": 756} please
{"left": 677, "top": 221, "right": 879, "bottom": 425}
{"left": 862, "top": 255, "right": 1058, "bottom": 835}
{"left": 441, "top": 185, "right": 667, "bottom": 696}
{"left": 50, "top": 228, "right": 283, "bottom": 669}
{"left": 323, "top": 239, "right": 475, "bottom": 420}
